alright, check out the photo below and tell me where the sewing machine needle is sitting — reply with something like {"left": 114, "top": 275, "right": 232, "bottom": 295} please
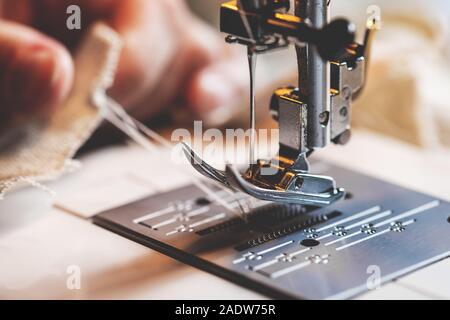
{"left": 248, "top": 46, "right": 257, "bottom": 171}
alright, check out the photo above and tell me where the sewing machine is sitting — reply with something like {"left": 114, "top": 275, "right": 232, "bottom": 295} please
{"left": 92, "top": 1, "right": 450, "bottom": 299}
{"left": 183, "top": 0, "right": 377, "bottom": 207}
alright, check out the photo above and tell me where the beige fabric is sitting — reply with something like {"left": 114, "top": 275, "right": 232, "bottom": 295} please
{"left": 352, "top": 13, "right": 450, "bottom": 147}
{"left": 0, "top": 23, "right": 122, "bottom": 198}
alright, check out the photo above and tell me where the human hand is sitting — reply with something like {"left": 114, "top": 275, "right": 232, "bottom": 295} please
{"left": 0, "top": 0, "right": 247, "bottom": 126}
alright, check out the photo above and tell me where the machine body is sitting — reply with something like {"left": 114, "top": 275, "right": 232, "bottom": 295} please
{"left": 184, "top": 0, "right": 377, "bottom": 206}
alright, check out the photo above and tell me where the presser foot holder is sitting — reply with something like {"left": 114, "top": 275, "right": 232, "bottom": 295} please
{"left": 182, "top": 142, "right": 345, "bottom": 206}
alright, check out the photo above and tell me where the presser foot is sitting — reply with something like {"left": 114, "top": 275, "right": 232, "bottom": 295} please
{"left": 182, "top": 143, "right": 345, "bottom": 206}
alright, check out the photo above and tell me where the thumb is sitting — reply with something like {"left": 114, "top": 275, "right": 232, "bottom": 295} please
{"left": 0, "top": 20, "right": 73, "bottom": 119}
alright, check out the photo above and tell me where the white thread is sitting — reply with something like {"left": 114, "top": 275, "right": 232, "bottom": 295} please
{"left": 92, "top": 91, "right": 244, "bottom": 216}
{"left": 0, "top": 176, "right": 56, "bottom": 200}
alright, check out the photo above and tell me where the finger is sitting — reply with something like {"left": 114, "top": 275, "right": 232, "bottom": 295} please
{"left": 0, "top": 0, "right": 33, "bottom": 25}
{"left": 183, "top": 20, "right": 249, "bottom": 124}
{"left": 0, "top": 20, "right": 73, "bottom": 117}
{"left": 123, "top": 12, "right": 246, "bottom": 122}
{"left": 185, "top": 56, "right": 248, "bottom": 124}
{"left": 108, "top": 0, "right": 187, "bottom": 108}
{"left": 2, "top": 0, "right": 188, "bottom": 118}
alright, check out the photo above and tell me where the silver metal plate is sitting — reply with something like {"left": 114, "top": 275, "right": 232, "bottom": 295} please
{"left": 94, "top": 163, "right": 450, "bottom": 299}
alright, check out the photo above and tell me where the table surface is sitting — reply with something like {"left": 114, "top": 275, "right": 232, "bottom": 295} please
{"left": 1, "top": 130, "right": 450, "bottom": 300}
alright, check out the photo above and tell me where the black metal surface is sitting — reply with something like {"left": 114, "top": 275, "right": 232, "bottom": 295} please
{"left": 94, "top": 163, "right": 450, "bottom": 299}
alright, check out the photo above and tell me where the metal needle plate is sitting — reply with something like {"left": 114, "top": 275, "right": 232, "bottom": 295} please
{"left": 94, "top": 163, "right": 450, "bottom": 299}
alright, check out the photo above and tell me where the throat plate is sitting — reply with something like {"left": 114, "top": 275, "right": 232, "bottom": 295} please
{"left": 94, "top": 163, "right": 450, "bottom": 299}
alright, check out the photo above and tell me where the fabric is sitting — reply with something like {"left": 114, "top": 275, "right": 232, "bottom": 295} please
{"left": 352, "top": 12, "right": 450, "bottom": 147}
{"left": 0, "top": 23, "right": 122, "bottom": 199}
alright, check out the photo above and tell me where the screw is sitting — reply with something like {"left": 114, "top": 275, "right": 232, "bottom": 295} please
{"left": 340, "top": 106, "right": 348, "bottom": 118}
{"left": 342, "top": 87, "right": 352, "bottom": 100}
{"left": 319, "top": 111, "right": 330, "bottom": 125}
{"left": 295, "top": 178, "right": 303, "bottom": 190}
